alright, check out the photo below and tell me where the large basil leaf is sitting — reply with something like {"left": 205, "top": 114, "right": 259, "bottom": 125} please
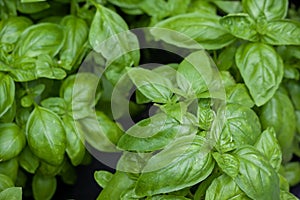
{"left": 63, "top": 116, "right": 85, "bottom": 166}
{"left": 0, "top": 158, "right": 18, "bottom": 183}
{"left": 89, "top": 4, "right": 139, "bottom": 66}
{"left": 0, "top": 174, "right": 14, "bottom": 192}
{"left": 261, "top": 20, "right": 300, "bottom": 45}
{"left": 216, "top": 103, "right": 261, "bottom": 152}
{"left": 13, "top": 23, "right": 64, "bottom": 58}
{"left": 0, "top": 187, "right": 22, "bottom": 200}
{"left": 152, "top": 13, "right": 235, "bottom": 50}
{"left": 0, "top": 73, "right": 15, "bottom": 118}
{"left": 0, "top": 123, "right": 25, "bottom": 161}
{"left": 135, "top": 136, "right": 214, "bottom": 197}
{"left": 59, "top": 15, "right": 88, "bottom": 71}
{"left": 220, "top": 13, "right": 258, "bottom": 41}
{"left": 235, "top": 42, "right": 283, "bottom": 106}
{"left": 254, "top": 127, "right": 282, "bottom": 171}
{"left": 19, "top": 146, "right": 39, "bottom": 174}
{"left": 205, "top": 174, "right": 250, "bottom": 200}
{"left": 97, "top": 171, "right": 136, "bottom": 200}
{"left": 225, "top": 84, "right": 254, "bottom": 108}
{"left": 26, "top": 106, "right": 66, "bottom": 165}
{"left": 260, "top": 90, "right": 296, "bottom": 162}
{"left": 242, "top": 0, "right": 288, "bottom": 21}
{"left": 118, "top": 113, "right": 197, "bottom": 152}
{"left": 233, "top": 146, "right": 280, "bottom": 200}
{"left": 128, "top": 68, "right": 173, "bottom": 103}
{"left": 32, "top": 174, "right": 56, "bottom": 200}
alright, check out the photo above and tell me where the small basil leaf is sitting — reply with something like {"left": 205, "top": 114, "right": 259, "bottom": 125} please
{"left": 197, "top": 99, "right": 215, "bottom": 131}
{"left": 59, "top": 15, "right": 89, "bottom": 71}
{"left": 187, "top": 0, "right": 216, "bottom": 15}
{"left": 212, "top": 152, "right": 239, "bottom": 178}
{"left": 285, "top": 80, "right": 300, "bottom": 110}
{"left": 117, "top": 152, "right": 152, "bottom": 174}
{"left": 233, "top": 146, "right": 280, "bottom": 200}
{"left": 128, "top": 68, "right": 173, "bottom": 103}
{"left": 0, "top": 123, "right": 26, "bottom": 161}
{"left": 242, "top": 0, "right": 288, "bottom": 21}
{"left": 235, "top": 42, "right": 283, "bottom": 106}
{"left": 13, "top": 23, "right": 64, "bottom": 58}
{"left": 38, "top": 161, "right": 63, "bottom": 177}
{"left": 280, "top": 190, "right": 299, "bottom": 200}
{"left": 254, "top": 127, "right": 282, "bottom": 171}
{"left": 0, "top": 174, "right": 14, "bottom": 192}
{"left": 59, "top": 160, "right": 77, "bottom": 185}
{"left": 205, "top": 174, "right": 250, "bottom": 200}
{"left": 135, "top": 136, "right": 214, "bottom": 197}
{"left": 15, "top": 170, "right": 27, "bottom": 188}
{"left": 41, "top": 97, "right": 67, "bottom": 116}
{"left": 18, "top": 146, "right": 39, "bottom": 174}
{"left": 217, "top": 44, "right": 237, "bottom": 70}
{"left": 0, "top": 187, "right": 22, "bottom": 200}
{"left": 0, "top": 101, "right": 16, "bottom": 123}
{"left": 32, "top": 174, "right": 56, "bottom": 200}
{"left": 262, "top": 20, "right": 300, "bottom": 45}
{"left": 0, "top": 158, "right": 18, "bottom": 183}
{"left": 220, "top": 13, "right": 258, "bottom": 41}
{"left": 26, "top": 106, "right": 66, "bottom": 165}
{"left": 226, "top": 84, "right": 254, "bottom": 108}
{"left": 260, "top": 90, "right": 296, "bottom": 162}
{"left": 152, "top": 13, "right": 235, "bottom": 50}
{"left": 282, "top": 162, "right": 300, "bottom": 186}
{"left": 0, "top": 73, "right": 15, "bottom": 118}
{"left": 94, "top": 170, "right": 113, "bottom": 189}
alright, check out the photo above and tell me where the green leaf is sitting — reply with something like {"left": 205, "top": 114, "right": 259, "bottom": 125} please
{"left": 235, "top": 43, "right": 283, "bottom": 106}
{"left": 76, "top": 111, "right": 123, "bottom": 152}
{"left": 152, "top": 13, "right": 235, "bottom": 50}
{"left": 197, "top": 99, "right": 215, "bottom": 131}
{"left": 233, "top": 146, "right": 280, "bottom": 200}
{"left": 282, "top": 162, "right": 300, "bottom": 186}
{"left": 38, "top": 161, "right": 63, "bottom": 177}
{"left": 135, "top": 136, "right": 214, "bottom": 197}
{"left": 59, "top": 15, "right": 89, "bottom": 70}
{"left": 216, "top": 104, "right": 261, "bottom": 152}
{"left": 212, "top": 152, "right": 239, "bottom": 178}
{"left": 13, "top": 23, "right": 64, "bottom": 58}
{"left": 285, "top": 80, "right": 300, "bottom": 109}
{"left": 216, "top": 44, "right": 237, "bottom": 70}
{"left": 242, "top": 0, "right": 288, "bottom": 21}
{"left": 26, "top": 106, "right": 66, "bottom": 165}
{"left": 205, "top": 174, "right": 250, "bottom": 200}
{"left": 261, "top": 20, "right": 300, "bottom": 45}
{"left": 0, "top": 73, "right": 15, "bottom": 118}
{"left": 127, "top": 68, "right": 173, "bottom": 103}
{"left": 260, "top": 90, "right": 296, "bottom": 162}
{"left": 41, "top": 97, "right": 67, "bottom": 116}
{"left": 17, "top": 1, "right": 49, "bottom": 14}
{"left": 220, "top": 13, "right": 258, "bottom": 41}
{"left": 63, "top": 116, "right": 85, "bottom": 166}
{"left": 32, "top": 174, "right": 56, "bottom": 200}
{"left": 59, "top": 160, "right": 77, "bottom": 185}
{"left": 0, "top": 101, "right": 16, "bottom": 123}
{"left": 107, "top": 0, "right": 141, "bottom": 9}
{"left": 18, "top": 146, "right": 39, "bottom": 174}
{"left": 0, "top": 123, "right": 26, "bottom": 161}
{"left": 0, "top": 187, "right": 22, "bottom": 200}
{"left": 94, "top": 170, "right": 113, "bottom": 189}
{"left": 0, "top": 174, "right": 14, "bottom": 192}
{"left": 280, "top": 190, "right": 299, "bottom": 200}
{"left": 146, "top": 195, "right": 191, "bottom": 200}
{"left": 117, "top": 113, "right": 197, "bottom": 152}
{"left": 225, "top": 84, "right": 254, "bottom": 108}
{"left": 212, "top": 1, "right": 243, "bottom": 14}
{"left": 0, "top": 158, "right": 18, "bottom": 183}
{"left": 117, "top": 152, "right": 151, "bottom": 174}
{"left": 254, "top": 127, "right": 282, "bottom": 171}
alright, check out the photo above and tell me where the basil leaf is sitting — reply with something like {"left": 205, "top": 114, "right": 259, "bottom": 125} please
{"left": 220, "top": 13, "right": 258, "bottom": 42}
{"left": 26, "top": 106, "right": 66, "bottom": 165}
{"left": 187, "top": 0, "right": 216, "bottom": 15}
{"left": 254, "top": 127, "right": 282, "bottom": 171}
{"left": 59, "top": 15, "right": 88, "bottom": 71}
{"left": 0, "top": 73, "right": 15, "bottom": 118}
{"left": 0, "top": 123, "right": 26, "bottom": 161}
{"left": 205, "top": 174, "right": 250, "bottom": 200}
{"left": 233, "top": 146, "right": 280, "bottom": 200}
{"left": 260, "top": 91, "right": 296, "bottom": 162}
{"left": 118, "top": 113, "right": 197, "bottom": 152}
{"left": 63, "top": 116, "right": 85, "bottom": 166}
{"left": 128, "top": 68, "right": 173, "bottom": 103}
{"left": 152, "top": 13, "right": 235, "bottom": 50}
{"left": 13, "top": 23, "right": 64, "bottom": 58}
{"left": 32, "top": 174, "right": 56, "bottom": 200}
{"left": 261, "top": 20, "right": 300, "bottom": 45}
{"left": 59, "top": 160, "right": 77, "bottom": 185}
{"left": 212, "top": 1, "right": 243, "bottom": 14}
{"left": 19, "top": 146, "right": 39, "bottom": 174}
{"left": 212, "top": 152, "right": 239, "bottom": 178}
{"left": 97, "top": 171, "right": 136, "bottom": 200}
{"left": 94, "top": 170, "right": 113, "bottom": 189}
{"left": 135, "top": 136, "right": 214, "bottom": 197}
{"left": 0, "top": 101, "right": 16, "bottom": 123}
{"left": 17, "top": 1, "right": 49, "bottom": 14}
{"left": 107, "top": 0, "right": 141, "bottom": 9}
{"left": 217, "top": 45, "right": 237, "bottom": 70}
{"left": 226, "top": 84, "right": 254, "bottom": 108}
{"left": 41, "top": 97, "right": 67, "bottom": 116}
{"left": 242, "top": 0, "right": 288, "bottom": 21}
{"left": 216, "top": 104, "right": 261, "bottom": 152}
{"left": 235, "top": 42, "right": 283, "bottom": 106}
{"left": 146, "top": 195, "right": 191, "bottom": 200}
{"left": 38, "top": 161, "right": 63, "bottom": 177}
{"left": 285, "top": 80, "right": 300, "bottom": 109}
{"left": 117, "top": 152, "right": 151, "bottom": 174}
{"left": 0, "top": 187, "right": 22, "bottom": 200}
{"left": 282, "top": 162, "right": 300, "bottom": 186}
{"left": 0, "top": 174, "right": 14, "bottom": 192}
{"left": 0, "top": 158, "right": 18, "bottom": 183}
{"left": 280, "top": 190, "right": 299, "bottom": 200}
{"left": 197, "top": 99, "right": 215, "bottom": 131}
